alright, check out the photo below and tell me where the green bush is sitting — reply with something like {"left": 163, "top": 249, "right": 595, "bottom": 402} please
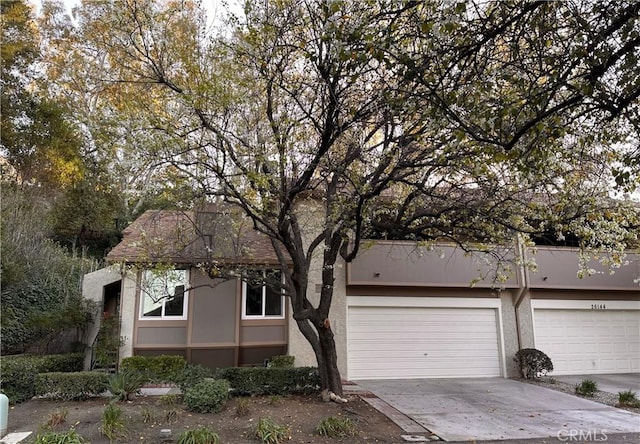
{"left": 316, "top": 416, "right": 356, "bottom": 438}
{"left": 34, "top": 429, "right": 86, "bottom": 444}
{"left": 575, "top": 379, "right": 598, "bottom": 397}
{"left": 108, "top": 370, "right": 147, "bottom": 401}
{"left": 174, "top": 363, "right": 214, "bottom": 393}
{"left": 120, "top": 355, "right": 186, "bottom": 383}
{"left": 618, "top": 390, "right": 640, "bottom": 408}
{"left": 177, "top": 427, "right": 220, "bottom": 444}
{"left": 0, "top": 356, "right": 37, "bottom": 403}
{"left": 35, "top": 372, "right": 109, "bottom": 400}
{"left": 514, "top": 348, "right": 553, "bottom": 379}
{"left": 214, "top": 367, "right": 320, "bottom": 396}
{"left": 0, "top": 353, "right": 85, "bottom": 404}
{"left": 268, "top": 355, "right": 294, "bottom": 368}
{"left": 183, "top": 379, "right": 230, "bottom": 413}
{"left": 32, "top": 353, "right": 85, "bottom": 373}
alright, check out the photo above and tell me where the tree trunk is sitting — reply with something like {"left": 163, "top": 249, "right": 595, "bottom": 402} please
{"left": 316, "top": 323, "right": 343, "bottom": 397}
{"left": 294, "top": 316, "right": 343, "bottom": 397}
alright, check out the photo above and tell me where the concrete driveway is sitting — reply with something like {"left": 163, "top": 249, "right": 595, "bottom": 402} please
{"left": 355, "top": 378, "right": 640, "bottom": 441}
{"left": 552, "top": 373, "right": 640, "bottom": 394}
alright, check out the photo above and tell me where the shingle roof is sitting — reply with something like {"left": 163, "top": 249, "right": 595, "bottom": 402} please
{"left": 107, "top": 208, "right": 282, "bottom": 265}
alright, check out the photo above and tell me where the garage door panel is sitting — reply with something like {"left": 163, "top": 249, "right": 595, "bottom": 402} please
{"left": 534, "top": 308, "right": 640, "bottom": 375}
{"left": 348, "top": 305, "right": 501, "bottom": 380}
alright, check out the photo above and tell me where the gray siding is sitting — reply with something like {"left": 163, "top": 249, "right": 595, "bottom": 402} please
{"left": 137, "top": 327, "right": 187, "bottom": 345}
{"left": 191, "top": 275, "right": 237, "bottom": 343}
{"left": 348, "top": 242, "right": 520, "bottom": 288}
{"left": 529, "top": 248, "right": 640, "bottom": 290}
{"left": 241, "top": 325, "right": 286, "bottom": 343}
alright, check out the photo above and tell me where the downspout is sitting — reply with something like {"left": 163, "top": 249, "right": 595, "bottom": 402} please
{"left": 513, "top": 236, "right": 530, "bottom": 351}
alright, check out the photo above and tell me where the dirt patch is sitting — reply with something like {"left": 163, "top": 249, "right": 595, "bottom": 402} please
{"left": 7, "top": 393, "right": 404, "bottom": 443}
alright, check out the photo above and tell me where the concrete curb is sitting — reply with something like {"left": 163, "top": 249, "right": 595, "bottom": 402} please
{"left": 343, "top": 382, "right": 441, "bottom": 441}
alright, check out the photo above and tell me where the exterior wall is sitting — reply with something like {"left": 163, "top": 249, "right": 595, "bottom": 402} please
{"left": 338, "top": 241, "right": 638, "bottom": 380}
{"left": 348, "top": 242, "right": 520, "bottom": 288}
{"left": 119, "top": 270, "right": 138, "bottom": 361}
{"left": 286, "top": 260, "right": 348, "bottom": 375}
{"left": 285, "top": 199, "right": 350, "bottom": 374}
{"left": 529, "top": 247, "right": 640, "bottom": 290}
{"left": 81, "top": 266, "right": 122, "bottom": 370}
{"left": 130, "top": 267, "right": 287, "bottom": 368}
{"left": 500, "top": 291, "right": 520, "bottom": 377}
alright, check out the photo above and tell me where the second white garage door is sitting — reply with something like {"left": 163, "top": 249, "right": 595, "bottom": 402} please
{"left": 347, "top": 299, "right": 502, "bottom": 380}
{"left": 534, "top": 302, "right": 640, "bottom": 375}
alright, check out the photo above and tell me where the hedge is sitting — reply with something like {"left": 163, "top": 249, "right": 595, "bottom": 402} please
{"left": 0, "top": 353, "right": 84, "bottom": 403}
{"left": 1, "top": 353, "right": 84, "bottom": 373}
{"left": 35, "top": 372, "right": 109, "bottom": 400}
{"left": 0, "top": 357, "right": 37, "bottom": 403}
{"left": 214, "top": 367, "right": 320, "bottom": 396}
{"left": 120, "top": 355, "right": 187, "bottom": 384}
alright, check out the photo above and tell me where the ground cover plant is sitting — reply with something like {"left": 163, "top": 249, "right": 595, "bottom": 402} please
{"left": 8, "top": 394, "right": 401, "bottom": 443}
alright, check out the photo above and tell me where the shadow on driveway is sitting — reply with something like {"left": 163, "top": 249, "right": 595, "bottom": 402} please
{"left": 355, "top": 378, "right": 640, "bottom": 442}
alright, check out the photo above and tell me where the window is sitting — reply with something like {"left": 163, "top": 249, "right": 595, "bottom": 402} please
{"left": 242, "top": 270, "right": 284, "bottom": 319}
{"left": 140, "top": 269, "right": 188, "bottom": 319}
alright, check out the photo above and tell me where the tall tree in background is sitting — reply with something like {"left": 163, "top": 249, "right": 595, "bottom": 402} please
{"left": 44, "top": 0, "right": 638, "bottom": 395}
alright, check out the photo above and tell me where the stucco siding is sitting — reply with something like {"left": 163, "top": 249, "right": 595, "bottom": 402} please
{"left": 119, "top": 271, "right": 137, "bottom": 361}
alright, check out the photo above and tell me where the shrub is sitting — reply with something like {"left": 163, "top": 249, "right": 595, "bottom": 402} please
{"left": 34, "top": 429, "right": 86, "bottom": 444}
{"left": 316, "top": 416, "right": 356, "bottom": 438}
{"left": 177, "top": 427, "right": 220, "bottom": 444}
{"left": 617, "top": 390, "right": 640, "bottom": 408}
{"left": 235, "top": 397, "right": 250, "bottom": 416}
{"left": 108, "top": 370, "right": 146, "bottom": 401}
{"left": 101, "top": 402, "right": 127, "bottom": 443}
{"left": 120, "top": 355, "right": 186, "bottom": 383}
{"left": 254, "top": 417, "right": 289, "bottom": 444}
{"left": 184, "top": 379, "right": 229, "bottom": 413}
{"left": 44, "top": 408, "right": 69, "bottom": 430}
{"left": 575, "top": 379, "right": 598, "bottom": 397}
{"left": 157, "top": 393, "right": 182, "bottom": 406}
{"left": 268, "top": 355, "right": 294, "bottom": 368}
{"left": 35, "top": 353, "right": 85, "bottom": 373}
{"left": 514, "top": 348, "right": 553, "bottom": 379}
{"left": 174, "top": 363, "right": 214, "bottom": 393}
{"left": 0, "top": 353, "right": 85, "bottom": 404}
{"left": 0, "top": 356, "right": 37, "bottom": 403}
{"left": 140, "top": 406, "right": 155, "bottom": 424}
{"left": 165, "top": 409, "right": 179, "bottom": 423}
{"left": 214, "top": 367, "right": 320, "bottom": 396}
{"left": 35, "top": 372, "right": 109, "bottom": 400}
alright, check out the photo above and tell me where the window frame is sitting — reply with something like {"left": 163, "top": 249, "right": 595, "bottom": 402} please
{"left": 241, "top": 269, "right": 285, "bottom": 319}
{"left": 139, "top": 269, "right": 189, "bottom": 320}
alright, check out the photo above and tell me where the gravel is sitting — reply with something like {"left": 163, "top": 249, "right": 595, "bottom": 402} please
{"left": 520, "top": 377, "right": 640, "bottom": 414}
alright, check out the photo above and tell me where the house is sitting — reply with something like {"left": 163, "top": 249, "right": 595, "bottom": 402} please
{"left": 83, "top": 208, "right": 640, "bottom": 379}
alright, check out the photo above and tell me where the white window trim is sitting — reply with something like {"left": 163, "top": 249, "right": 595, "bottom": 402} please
{"left": 139, "top": 269, "right": 189, "bottom": 320}
{"left": 241, "top": 271, "right": 285, "bottom": 319}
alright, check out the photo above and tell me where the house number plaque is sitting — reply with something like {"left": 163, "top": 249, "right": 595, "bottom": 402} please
{"left": 590, "top": 304, "right": 606, "bottom": 310}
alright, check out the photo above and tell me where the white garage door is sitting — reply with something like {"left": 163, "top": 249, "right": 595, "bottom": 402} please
{"left": 347, "top": 302, "right": 502, "bottom": 380}
{"left": 534, "top": 307, "right": 640, "bottom": 375}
